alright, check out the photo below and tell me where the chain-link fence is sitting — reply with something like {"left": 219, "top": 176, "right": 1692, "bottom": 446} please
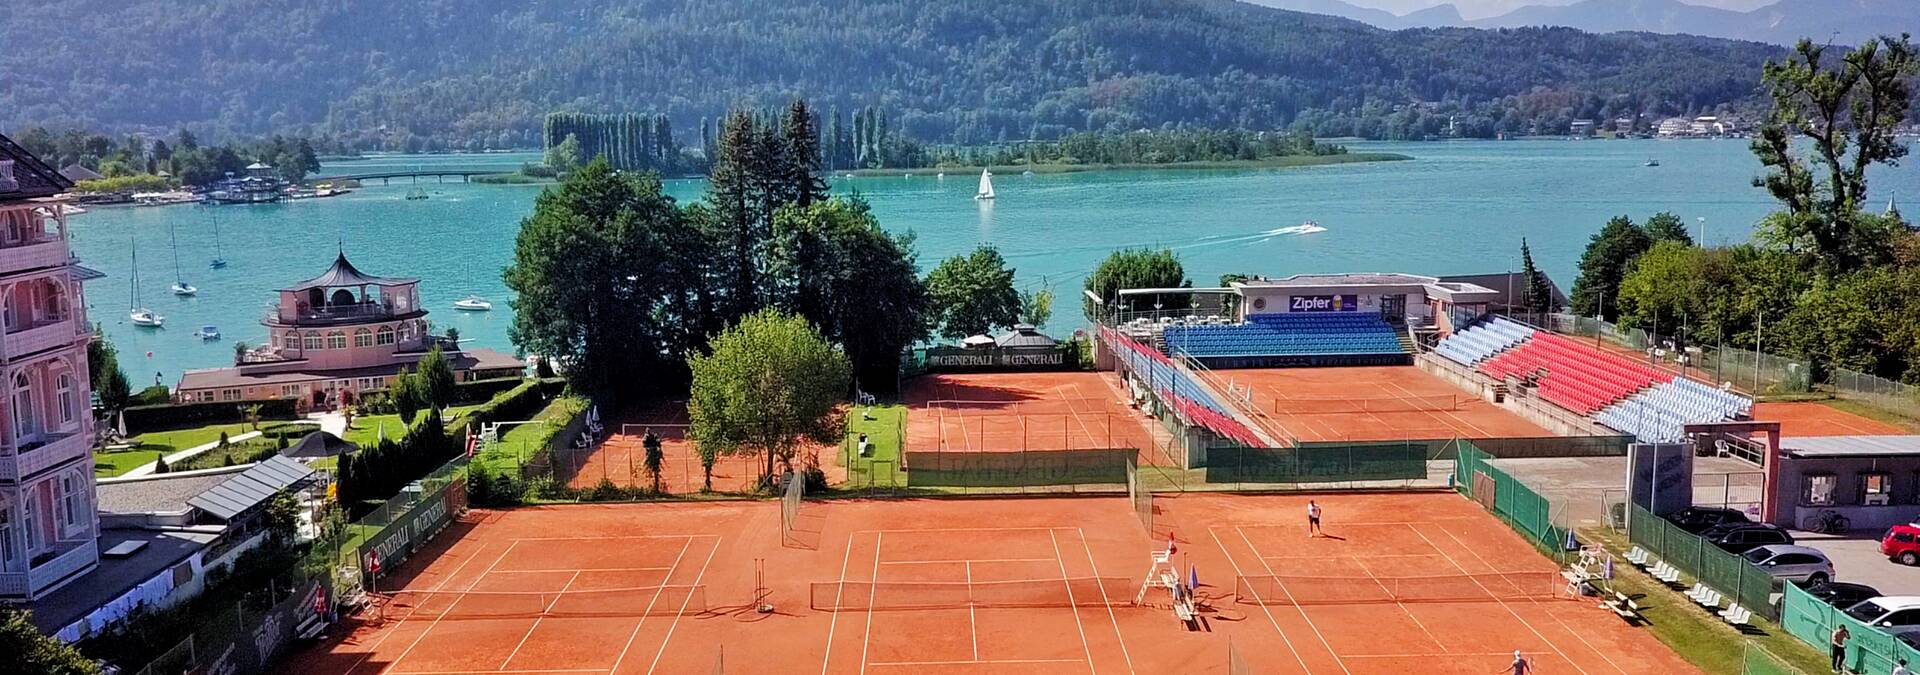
{"left": 1742, "top": 640, "right": 1815, "bottom": 675}
{"left": 1627, "top": 503, "right": 1779, "bottom": 621}
{"left": 1455, "top": 440, "right": 1573, "bottom": 563}
{"left": 1832, "top": 366, "right": 1918, "bottom": 412}
{"left": 1782, "top": 582, "right": 1920, "bottom": 675}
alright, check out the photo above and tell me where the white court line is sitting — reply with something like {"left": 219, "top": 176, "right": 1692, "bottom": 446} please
{"left": 603, "top": 538, "right": 694, "bottom": 675}
{"left": 859, "top": 531, "right": 884, "bottom": 675}
{"left": 880, "top": 557, "right": 1057, "bottom": 566}
{"left": 1425, "top": 524, "right": 1629, "bottom": 674}
{"left": 1381, "top": 380, "right": 1493, "bottom": 438}
{"left": 499, "top": 570, "right": 581, "bottom": 669}
{"left": 1205, "top": 528, "right": 1313, "bottom": 674}
{"left": 818, "top": 527, "right": 859, "bottom": 675}
{"left": 1402, "top": 524, "right": 1595, "bottom": 675}
{"left": 966, "top": 561, "right": 979, "bottom": 661}
{"left": 1262, "top": 553, "right": 1441, "bottom": 560}
{"left": 492, "top": 566, "right": 675, "bottom": 573}
{"left": 382, "top": 540, "right": 523, "bottom": 674}
{"left": 1073, "top": 527, "right": 1136, "bottom": 675}
{"left": 1235, "top": 526, "right": 1354, "bottom": 675}
{"left": 1350, "top": 554, "right": 1446, "bottom": 653}
{"left": 1047, "top": 529, "right": 1097, "bottom": 674}
{"left": 509, "top": 534, "right": 721, "bottom": 542}
{"left": 390, "top": 669, "right": 607, "bottom": 674}
{"left": 645, "top": 536, "right": 722, "bottom": 675}
{"left": 1345, "top": 651, "right": 1554, "bottom": 659}
{"left": 868, "top": 658, "right": 1085, "bottom": 667}
{"left": 849, "top": 526, "right": 1070, "bottom": 534}
{"left": 344, "top": 539, "right": 499, "bottom": 673}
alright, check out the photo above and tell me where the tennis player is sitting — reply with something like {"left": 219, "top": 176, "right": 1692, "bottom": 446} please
{"left": 1497, "top": 650, "right": 1533, "bottom": 675}
{"left": 1306, "top": 500, "right": 1323, "bottom": 537}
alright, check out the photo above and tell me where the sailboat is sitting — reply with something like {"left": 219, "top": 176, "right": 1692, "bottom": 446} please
{"left": 453, "top": 295, "right": 493, "bottom": 311}
{"left": 974, "top": 168, "right": 995, "bottom": 201}
{"left": 208, "top": 208, "right": 228, "bottom": 268}
{"left": 128, "top": 241, "right": 165, "bottom": 327}
{"left": 168, "top": 220, "right": 196, "bottom": 296}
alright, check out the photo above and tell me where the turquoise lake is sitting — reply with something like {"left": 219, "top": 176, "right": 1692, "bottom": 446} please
{"left": 67, "top": 139, "right": 1919, "bottom": 385}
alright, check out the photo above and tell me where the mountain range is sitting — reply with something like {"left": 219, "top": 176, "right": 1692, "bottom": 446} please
{"left": 1244, "top": 0, "right": 1920, "bottom": 45}
{"left": 0, "top": 0, "right": 1786, "bottom": 146}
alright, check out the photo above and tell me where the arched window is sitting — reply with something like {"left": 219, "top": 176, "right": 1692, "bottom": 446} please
{"left": 353, "top": 328, "right": 373, "bottom": 348}
{"left": 1, "top": 288, "right": 13, "bottom": 331}
{"left": 59, "top": 471, "right": 83, "bottom": 531}
{"left": 397, "top": 322, "right": 413, "bottom": 343}
{"left": 376, "top": 325, "right": 396, "bottom": 346}
{"left": 0, "top": 496, "right": 14, "bottom": 569}
{"left": 304, "top": 332, "right": 322, "bottom": 351}
{"left": 11, "top": 372, "right": 33, "bottom": 439}
{"left": 330, "top": 289, "right": 356, "bottom": 307}
{"left": 327, "top": 331, "right": 347, "bottom": 350}
{"left": 56, "top": 373, "right": 73, "bottom": 426}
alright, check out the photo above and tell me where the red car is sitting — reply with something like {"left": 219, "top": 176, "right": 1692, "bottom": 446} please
{"left": 1882, "top": 524, "right": 1920, "bottom": 565}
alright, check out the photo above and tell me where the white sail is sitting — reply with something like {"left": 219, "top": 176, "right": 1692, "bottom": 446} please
{"left": 974, "top": 168, "right": 996, "bottom": 200}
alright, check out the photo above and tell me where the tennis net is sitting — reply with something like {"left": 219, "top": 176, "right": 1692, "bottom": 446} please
{"left": 924, "top": 398, "right": 1110, "bottom": 415}
{"left": 618, "top": 423, "right": 690, "bottom": 440}
{"left": 810, "top": 577, "right": 1137, "bottom": 611}
{"left": 383, "top": 584, "right": 708, "bottom": 619}
{"left": 1233, "top": 572, "right": 1558, "bottom": 605}
{"left": 781, "top": 470, "right": 804, "bottom": 541}
{"left": 1271, "top": 395, "right": 1460, "bottom": 414}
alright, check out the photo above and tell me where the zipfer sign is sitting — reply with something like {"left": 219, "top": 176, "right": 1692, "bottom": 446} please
{"left": 1288, "top": 294, "right": 1358, "bottom": 312}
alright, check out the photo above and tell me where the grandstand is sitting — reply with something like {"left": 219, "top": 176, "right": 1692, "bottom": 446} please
{"left": 1431, "top": 316, "right": 1754, "bottom": 443}
{"left": 1097, "top": 326, "right": 1266, "bottom": 447}
{"left": 1162, "top": 313, "right": 1405, "bottom": 365}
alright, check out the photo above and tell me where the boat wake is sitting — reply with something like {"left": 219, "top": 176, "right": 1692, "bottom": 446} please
{"left": 1172, "top": 221, "right": 1327, "bottom": 250}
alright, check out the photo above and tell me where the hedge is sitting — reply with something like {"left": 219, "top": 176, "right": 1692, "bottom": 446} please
{"left": 452, "top": 377, "right": 534, "bottom": 405}
{"left": 338, "top": 378, "right": 561, "bottom": 513}
{"left": 123, "top": 398, "right": 300, "bottom": 434}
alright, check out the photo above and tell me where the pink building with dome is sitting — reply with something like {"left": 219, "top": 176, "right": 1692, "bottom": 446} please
{"left": 174, "top": 253, "right": 523, "bottom": 408}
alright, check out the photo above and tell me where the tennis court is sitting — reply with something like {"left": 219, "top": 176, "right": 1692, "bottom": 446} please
{"left": 569, "top": 401, "right": 842, "bottom": 493}
{"left": 285, "top": 491, "right": 1693, "bottom": 675}
{"left": 1222, "top": 366, "right": 1550, "bottom": 443}
{"left": 1752, "top": 401, "right": 1907, "bottom": 437}
{"left": 903, "top": 371, "right": 1160, "bottom": 456}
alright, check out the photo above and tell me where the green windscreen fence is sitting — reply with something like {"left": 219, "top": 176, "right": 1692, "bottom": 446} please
{"left": 903, "top": 449, "right": 1135, "bottom": 488}
{"left": 1626, "top": 502, "right": 1780, "bottom": 621}
{"left": 1781, "top": 582, "right": 1920, "bottom": 674}
{"left": 1741, "top": 641, "right": 1815, "bottom": 675}
{"left": 1204, "top": 441, "right": 1427, "bottom": 485}
{"left": 1453, "top": 440, "right": 1570, "bottom": 562}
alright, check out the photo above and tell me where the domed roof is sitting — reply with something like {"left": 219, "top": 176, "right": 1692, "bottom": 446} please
{"left": 280, "top": 252, "right": 417, "bottom": 292}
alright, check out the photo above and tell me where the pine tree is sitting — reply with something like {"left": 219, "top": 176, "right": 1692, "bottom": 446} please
{"left": 1519, "top": 238, "right": 1555, "bottom": 314}
{"left": 781, "top": 99, "right": 827, "bottom": 207}
{"left": 825, "top": 106, "right": 844, "bottom": 171}
{"left": 709, "top": 111, "right": 764, "bottom": 318}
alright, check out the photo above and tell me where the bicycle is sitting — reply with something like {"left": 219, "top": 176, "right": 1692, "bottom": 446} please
{"left": 1806, "top": 509, "right": 1851, "bottom": 534}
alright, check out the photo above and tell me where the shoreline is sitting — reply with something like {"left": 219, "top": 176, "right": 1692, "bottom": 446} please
{"left": 840, "top": 152, "right": 1410, "bottom": 177}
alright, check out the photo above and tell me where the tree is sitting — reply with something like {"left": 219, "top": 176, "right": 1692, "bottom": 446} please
{"left": 687, "top": 309, "right": 849, "bottom": 486}
{"left": 925, "top": 246, "right": 1022, "bottom": 340}
{"left": 390, "top": 370, "right": 423, "bottom": 425}
{"left": 1643, "top": 212, "right": 1694, "bottom": 246}
{"left": 766, "top": 199, "right": 929, "bottom": 391}
{"left": 546, "top": 133, "right": 584, "bottom": 174}
{"left": 1752, "top": 35, "right": 1917, "bottom": 272}
{"left": 505, "top": 158, "right": 712, "bottom": 400}
{"left": 0, "top": 610, "right": 99, "bottom": 675}
{"left": 1617, "top": 241, "right": 1708, "bottom": 338}
{"left": 1082, "top": 248, "right": 1189, "bottom": 322}
{"left": 643, "top": 432, "right": 664, "bottom": 493}
{"left": 707, "top": 111, "right": 767, "bottom": 320}
{"left": 417, "top": 346, "right": 457, "bottom": 412}
{"left": 781, "top": 99, "right": 828, "bottom": 207}
{"left": 1020, "top": 286, "right": 1055, "bottom": 327}
{"left": 1569, "top": 216, "right": 1653, "bottom": 321}
{"left": 88, "top": 328, "right": 132, "bottom": 422}
{"left": 1518, "top": 239, "right": 1555, "bottom": 314}
{"left": 264, "top": 489, "right": 302, "bottom": 545}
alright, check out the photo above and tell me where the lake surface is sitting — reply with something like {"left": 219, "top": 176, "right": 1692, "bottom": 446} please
{"left": 68, "top": 139, "right": 1918, "bottom": 385}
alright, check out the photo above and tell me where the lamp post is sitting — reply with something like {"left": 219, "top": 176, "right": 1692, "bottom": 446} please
{"left": 1696, "top": 217, "right": 1707, "bottom": 246}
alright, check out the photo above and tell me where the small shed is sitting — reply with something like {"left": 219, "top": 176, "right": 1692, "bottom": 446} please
{"left": 994, "top": 324, "right": 1057, "bottom": 348}
{"left": 1770, "top": 435, "right": 1920, "bottom": 530}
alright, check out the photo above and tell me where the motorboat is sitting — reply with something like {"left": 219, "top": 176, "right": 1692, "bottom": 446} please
{"left": 130, "top": 308, "right": 164, "bottom": 328}
{"left": 453, "top": 295, "right": 493, "bottom": 311}
{"left": 194, "top": 325, "right": 221, "bottom": 341}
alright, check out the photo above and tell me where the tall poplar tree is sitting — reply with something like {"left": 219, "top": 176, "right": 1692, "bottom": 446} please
{"left": 782, "top": 99, "right": 827, "bottom": 207}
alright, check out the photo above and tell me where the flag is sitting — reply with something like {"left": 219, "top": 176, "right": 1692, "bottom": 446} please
{"left": 1168, "top": 531, "right": 1178, "bottom": 555}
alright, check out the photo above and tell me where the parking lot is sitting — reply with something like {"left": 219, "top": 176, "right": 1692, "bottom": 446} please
{"left": 1792, "top": 529, "right": 1920, "bottom": 597}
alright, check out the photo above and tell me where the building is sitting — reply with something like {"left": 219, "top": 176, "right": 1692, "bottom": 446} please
{"left": 1762, "top": 435, "right": 1920, "bottom": 532}
{"left": 174, "top": 252, "right": 523, "bottom": 406}
{"left": 1437, "top": 272, "right": 1569, "bottom": 315}
{"left": 1569, "top": 119, "right": 1596, "bottom": 136}
{"left": 1656, "top": 117, "right": 1692, "bottom": 137}
{"left": 1225, "top": 273, "right": 1499, "bottom": 331}
{"left": 0, "top": 134, "right": 101, "bottom": 602}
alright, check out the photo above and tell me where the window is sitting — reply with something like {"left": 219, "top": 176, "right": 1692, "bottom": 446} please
{"left": 353, "top": 329, "right": 373, "bottom": 348}
{"left": 1805, "top": 474, "right": 1837, "bottom": 506}
{"left": 282, "top": 384, "right": 303, "bottom": 398}
{"left": 20, "top": 494, "right": 36, "bottom": 551}
{"left": 0, "top": 501, "right": 13, "bottom": 568}
{"left": 304, "top": 332, "right": 321, "bottom": 351}
{"left": 377, "top": 326, "right": 395, "bottom": 345}
{"left": 59, "top": 474, "right": 78, "bottom": 529}
{"left": 1863, "top": 472, "right": 1894, "bottom": 505}
{"left": 11, "top": 372, "right": 33, "bottom": 440}
{"left": 55, "top": 373, "right": 73, "bottom": 426}
{"left": 327, "top": 332, "right": 347, "bottom": 350}
{"left": 195, "top": 391, "right": 213, "bottom": 403}
{"left": 220, "top": 388, "right": 242, "bottom": 402}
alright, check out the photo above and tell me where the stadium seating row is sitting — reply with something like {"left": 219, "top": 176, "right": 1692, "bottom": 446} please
{"left": 1432, "top": 317, "right": 1534, "bottom": 366}
{"left": 1164, "top": 313, "right": 1405, "bottom": 359}
{"left": 1595, "top": 377, "right": 1753, "bottom": 443}
{"left": 1098, "top": 327, "right": 1265, "bottom": 446}
{"left": 1479, "top": 333, "right": 1673, "bottom": 415}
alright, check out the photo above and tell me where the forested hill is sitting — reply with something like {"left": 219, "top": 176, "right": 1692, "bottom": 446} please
{"left": 1, "top": 0, "right": 1783, "bottom": 147}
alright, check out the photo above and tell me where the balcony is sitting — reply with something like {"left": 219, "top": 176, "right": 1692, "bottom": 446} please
{"left": 0, "top": 428, "right": 90, "bottom": 482}
{"left": 0, "top": 539, "right": 96, "bottom": 600}
{"left": 266, "top": 301, "right": 420, "bottom": 327}
{"left": 0, "top": 238, "right": 69, "bottom": 274}
{"left": 2, "top": 315, "right": 79, "bottom": 361}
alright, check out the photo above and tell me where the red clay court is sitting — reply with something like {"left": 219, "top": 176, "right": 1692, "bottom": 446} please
{"left": 1753, "top": 401, "right": 1907, "bottom": 437}
{"left": 904, "top": 371, "right": 1162, "bottom": 457}
{"left": 1219, "top": 366, "right": 1551, "bottom": 443}
{"left": 572, "top": 401, "right": 842, "bottom": 493}
{"left": 285, "top": 492, "right": 1694, "bottom": 675}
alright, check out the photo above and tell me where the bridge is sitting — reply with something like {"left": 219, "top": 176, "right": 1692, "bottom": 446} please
{"left": 310, "top": 166, "right": 517, "bottom": 184}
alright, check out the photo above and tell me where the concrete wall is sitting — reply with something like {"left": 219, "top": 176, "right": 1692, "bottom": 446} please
{"left": 1771, "top": 454, "right": 1920, "bottom": 531}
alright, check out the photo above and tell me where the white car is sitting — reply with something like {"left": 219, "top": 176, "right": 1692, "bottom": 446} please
{"left": 1740, "top": 544, "right": 1834, "bottom": 585}
{"left": 1844, "top": 597, "right": 1920, "bottom": 630}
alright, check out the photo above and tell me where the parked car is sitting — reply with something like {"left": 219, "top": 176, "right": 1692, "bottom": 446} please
{"left": 1882, "top": 524, "right": 1920, "bottom": 565}
{"left": 1844, "top": 597, "right": 1920, "bottom": 630}
{"left": 1804, "top": 581, "right": 1882, "bottom": 609}
{"left": 1669, "top": 506, "right": 1751, "bottom": 534}
{"left": 1740, "top": 544, "right": 1834, "bottom": 585}
{"left": 1702, "top": 523, "right": 1794, "bottom": 554}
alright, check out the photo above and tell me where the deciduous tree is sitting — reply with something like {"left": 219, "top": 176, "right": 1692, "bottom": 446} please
{"left": 926, "top": 246, "right": 1022, "bottom": 340}
{"left": 687, "top": 309, "right": 849, "bottom": 486}
{"left": 1569, "top": 216, "right": 1653, "bottom": 321}
{"left": 0, "top": 610, "right": 99, "bottom": 675}
{"left": 1083, "top": 249, "right": 1189, "bottom": 322}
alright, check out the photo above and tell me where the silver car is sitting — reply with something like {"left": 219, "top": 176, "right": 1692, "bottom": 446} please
{"left": 1741, "top": 544, "right": 1835, "bottom": 585}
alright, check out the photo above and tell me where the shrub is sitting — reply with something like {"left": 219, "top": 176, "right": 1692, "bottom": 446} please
{"left": 123, "top": 398, "right": 299, "bottom": 434}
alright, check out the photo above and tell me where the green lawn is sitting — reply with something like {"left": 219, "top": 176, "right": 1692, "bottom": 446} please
{"left": 1582, "top": 527, "right": 1830, "bottom": 675}
{"left": 95, "top": 449, "right": 165, "bottom": 478}
{"left": 840, "top": 404, "right": 906, "bottom": 488}
{"left": 342, "top": 404, "right": 485, "bottom": 448}
{"left": 127, "top": 423, "right": 256, "bottom": 453}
